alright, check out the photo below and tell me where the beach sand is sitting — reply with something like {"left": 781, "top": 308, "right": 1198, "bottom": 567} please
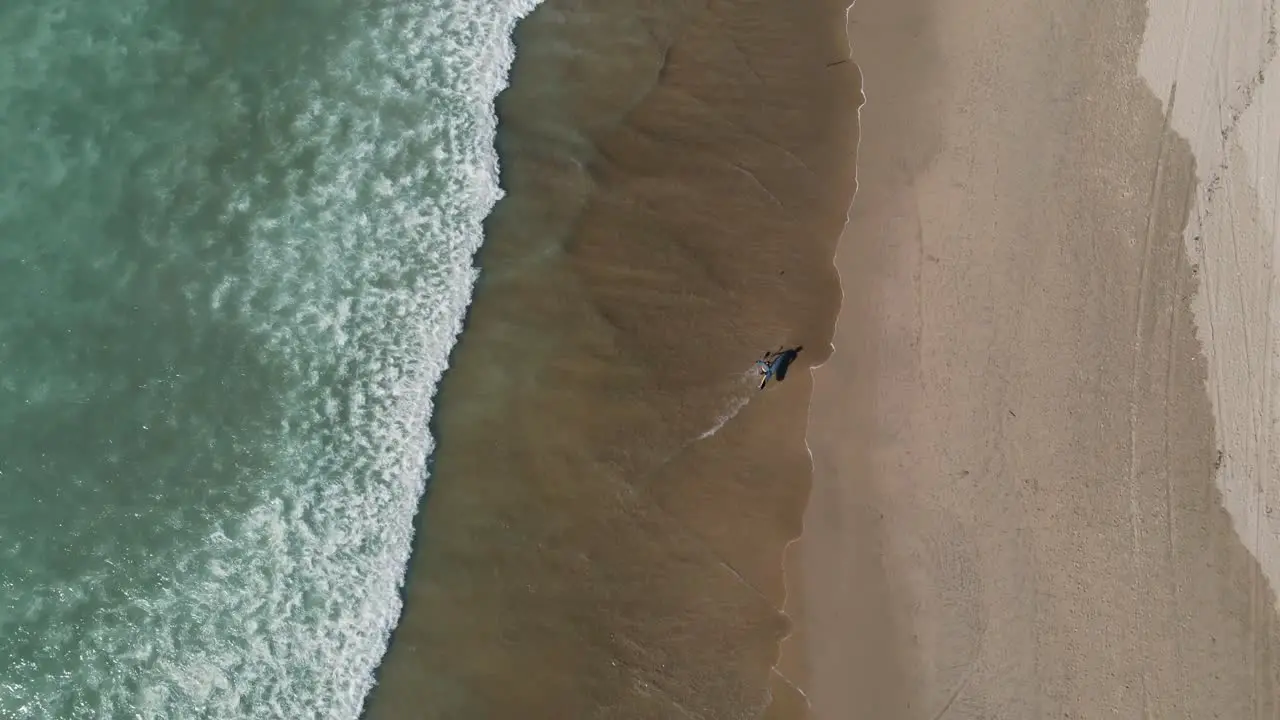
{"left": 791, "top": 0, "right": 1280, "bottom": 717}
{"left": 366, "top": 0, "right": 1280, "bottom": 715}
{"left": 364, "top": 0, "right": 858, "bottom": 717}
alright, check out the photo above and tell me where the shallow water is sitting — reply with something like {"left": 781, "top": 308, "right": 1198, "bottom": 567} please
{"left": 0, "top": 0, "right": 533, "bottom": 716}
{"left": 361, "top": 1, "right": 860, "bottom": 716}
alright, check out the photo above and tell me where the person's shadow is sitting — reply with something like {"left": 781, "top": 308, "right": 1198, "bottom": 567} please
{"left": 761, "top": 345, "right": 804, "bottom": 383}
{"left": 773, "top": 345, "right": 803, "bottom": 381}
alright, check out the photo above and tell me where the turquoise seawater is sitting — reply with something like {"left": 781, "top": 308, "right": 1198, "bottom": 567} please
{"left": 0, "top": 0, "right": 534, "bottom": 716}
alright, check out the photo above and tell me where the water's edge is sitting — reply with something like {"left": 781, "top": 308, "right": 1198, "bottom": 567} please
{"left": 363, "top": 0, "right": 861, "bottom": 716}
{"left": 356, "top": 2, "right": 543, "bottom": 716}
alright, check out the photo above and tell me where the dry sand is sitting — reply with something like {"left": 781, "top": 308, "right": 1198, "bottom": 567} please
{"left": 1140, "top": 0, "right": 1280, "bottom": 621}
{"left": 792, "top": 0, "right": 1280, "bottom": 717}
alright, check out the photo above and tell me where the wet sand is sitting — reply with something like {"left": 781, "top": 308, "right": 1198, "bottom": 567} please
{"left": 364, "top": 0, "right": 859, "bottom": 717}
{"left": 793, "top": 0, "right": 1280, "bottom": 717}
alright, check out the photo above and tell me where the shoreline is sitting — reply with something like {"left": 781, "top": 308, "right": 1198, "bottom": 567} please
{"left": 364, "top": 0, "right": 861, "bottom": 717}
{"left": 775, "top": 0, "right": 865, "bottom": 703}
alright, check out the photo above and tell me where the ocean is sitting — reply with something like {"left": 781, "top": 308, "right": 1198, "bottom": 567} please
{"left": 0, "top": 0, "right": 535, "bottom": 716}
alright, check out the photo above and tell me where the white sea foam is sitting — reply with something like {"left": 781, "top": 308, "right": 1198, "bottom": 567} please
{"left": 695, "top": 371, "right": 762, "bottom": 440}
{"left": 0, "top": 0, "right": 541, "bottom": 717}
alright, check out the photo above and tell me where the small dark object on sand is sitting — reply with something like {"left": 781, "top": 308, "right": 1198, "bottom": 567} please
{"left": 755, "top": 346, "right": 803, "bottom": 389}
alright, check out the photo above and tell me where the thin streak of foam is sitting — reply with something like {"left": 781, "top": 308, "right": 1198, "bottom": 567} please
{"left": 697, "top": 391, "right": 752, "bottom": 440}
